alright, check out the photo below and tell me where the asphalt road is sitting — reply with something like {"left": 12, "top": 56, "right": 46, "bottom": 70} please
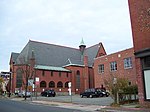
{"left": 0, "top": 99, "right": 84, "bottom": 112}
{"left": 34, "top": 95, "right": 114, "bottom": 106}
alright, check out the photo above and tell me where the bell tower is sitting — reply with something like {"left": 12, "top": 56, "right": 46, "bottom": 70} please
{"left": 79, "top": 38, "right": 86, "bottom": 55}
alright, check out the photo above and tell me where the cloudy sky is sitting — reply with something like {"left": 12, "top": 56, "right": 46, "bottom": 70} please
{"left": 0, "top": 0, "right": 133, "bottom": 71}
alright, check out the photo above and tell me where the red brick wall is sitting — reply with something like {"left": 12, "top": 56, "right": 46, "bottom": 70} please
{"left": 11, "top": 63, "right": 94, "bottom": 94}
{"left": 96, "top": 43, "right": 107, "bottom": 57}
{"left": 35, "top": 70, "right": 71, "bottom": 93}
{"left": 65, "top": 65, "right": 93, "bottom": 94}
{"left": 94, "top": 48, "right": 137, "bottom": 89}
{"left": 128, "top": 0, "right": 150, "bottom": 52}
{"left": 12, "top": 65, "right": 17, "bottom": 93}
{"left": 135, "top": 58, "right": 150, "bottom": 107}
{"left": 128, "top": 0, "right": 150, "bottom": 106}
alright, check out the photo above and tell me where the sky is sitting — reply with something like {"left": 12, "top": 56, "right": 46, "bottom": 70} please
{"left": 0, "top": 0, "right": 133, "bottom": 71}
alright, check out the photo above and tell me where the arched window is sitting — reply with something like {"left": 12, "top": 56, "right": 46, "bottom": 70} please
{"left": 65, "top": 82, "right": 69, "bottom": 88}
{"left": 49, "top": 81, "right": 55, "bottom": 88}
{"left": 16, "top": 68, "right": 23, "bottom": 88}
{"left": 76, "top": 70, "right": 80, "bottom": 89}
{"left": 57, "top": 81, "right": 63, "bottom": 88}
{"left": 40, "top": 81, "right": 46, "bottom": 88}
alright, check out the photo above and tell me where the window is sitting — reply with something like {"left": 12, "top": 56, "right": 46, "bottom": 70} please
{"left": 76, "top": 70, "right": 80, "bottom": 89}
{"left": 124, "top": 57, "right": 132, "bottom": 69}
{"left": 40, "top": 81, "right": 46, "bottom": 88}
{"left": 66, "top": 72, "right": 69, "bottom": 77}
{"left": 128, "top": 81, "right": 131, "bottom": 86}
{"left": 16, "top": 68, "right": 23, "bottom": 88}
{"left": 98, "top": 64, "right": 104, "bottom": 73}
{"left": 65, "top": 82, "right": 69, "bottom": 88}
{"left": 49, "top": 81, "right": 55, "bottom": 88}
{"left": 51, "top": 71, "right": 53, "bottom": 77}
{"left": 57, "top": 81, "right": 63, "bottom": 88}
{"left": 59, "top": 72, "right": 61, "bottom": 77}
{"left": 110, "top": 61, "right": 117, "bottom": 71}
{"left": 42, "top": 70, "right": 45, "bottom": 76}
{"left": 143, "top": 56, "right": 150, "bottom": 68}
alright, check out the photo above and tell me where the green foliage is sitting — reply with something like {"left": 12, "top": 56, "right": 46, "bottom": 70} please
{"left": 0, "top": 77, "right": 3, "bottom": 83}
{"left": 0, "top": 77, "right": 4, "bottom": 94}
{"left": 123, "top": 85, "right": 138, "bottom": 94}
{"left": 104, "top": 77, "right": 129, "bottom": 94}
{"left": 104, "top": 76, "right": 138, "bottom": 104}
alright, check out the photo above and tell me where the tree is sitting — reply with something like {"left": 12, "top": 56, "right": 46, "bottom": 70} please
{"left": 17, "top": 51, "right": 35, "bottom": 100}
{"left": 104, "top": 76, "right": 129, "bottom": 104}
{"left": 0, "top": 77, "right": 4, "bottom": 95}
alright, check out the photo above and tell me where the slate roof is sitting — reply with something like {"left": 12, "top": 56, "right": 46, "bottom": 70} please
{"left": 10, "top": 52, "right": 19, "bottom": 64}
{"left": 15, "top": 40, "right": 101, "bottom": 68}
{"left": 85, "top": 44, "right": 100, "bottom": 67}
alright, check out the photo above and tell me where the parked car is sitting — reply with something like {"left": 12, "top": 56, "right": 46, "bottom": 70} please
{"left": 41, "top": 89, "right": 56, "bottom": 97}
{"left": 18, "top": 91, "right": 32, "bottom": 97}
{"left": 96, "top": 88, "right": 110, "bottom": 97}
{"left": 80, "top": 88, "right": 109, "bottom": 98}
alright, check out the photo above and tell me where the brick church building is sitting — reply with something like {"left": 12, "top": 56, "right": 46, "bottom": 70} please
{"left": 10, "top": 39, "right": 138, "bottom": 95}
{"left": 10, "top": 39, "right": 106, "bottom": 94}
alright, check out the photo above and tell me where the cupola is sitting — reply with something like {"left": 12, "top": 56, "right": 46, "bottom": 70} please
{"left": 79, "top": 38, "right": 86, "bottom": 55}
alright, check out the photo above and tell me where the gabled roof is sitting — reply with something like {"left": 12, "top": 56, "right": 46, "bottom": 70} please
{"left": 10, "top": 52, "right": 19, "bottom": 64}
{"left": 15, "top": 40, "right": 103, "bottom": 67}
{"left": 85, "top": 43, "right": 101, "bottom": 67}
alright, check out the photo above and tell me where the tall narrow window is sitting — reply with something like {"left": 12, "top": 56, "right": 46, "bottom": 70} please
{"left": 76, "top": 70, "right": 80, "bottom": 89}
{"left": 42, "top": 70, "right": 45, "bottom": 76}
{"left": 66, "top": 72, "right": 69, "bottom": 77}
{"left": 110, "top": 61, "right": 117, "bottom": 71}
{"left": 59, "top": 72, "right": 61, "bottom": 77}
{"left": 16, "top": 68, "right": 23, "bottom": 88}
{"left": 51, "top": 71, "right": 53, "bottom": 77}
{"left": 98, "top": 64, "right": 104, "bottom": 73}
{"left": 124, "top": 57, "right": 132, "bottom": 69}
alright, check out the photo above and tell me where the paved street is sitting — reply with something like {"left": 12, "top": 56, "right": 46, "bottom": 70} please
{"left": 33, "top": 95, "right": 114, "bottom": 106}
{"left": 0, "top": 98, "right": 83, "bottom": 112}
{"left": 1, "top": 95, "right": 150, "bottom": 112}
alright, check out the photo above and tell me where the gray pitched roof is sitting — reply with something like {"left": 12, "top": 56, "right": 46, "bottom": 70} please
{"left": 11, "top": 52, "right": 19, "bottom": 64}
{"left": 85, "top": 44, "right": 100, "bottom": 67}
{"left": 16, "top": 40, "right": 100, "bottom": 67}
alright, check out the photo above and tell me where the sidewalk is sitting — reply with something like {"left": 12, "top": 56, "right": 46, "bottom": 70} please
{"left": 32, "top": 100, "right": 150, "bottom": 112}
{"left": 9, "top": 97, "right": 150, "bottom": 112}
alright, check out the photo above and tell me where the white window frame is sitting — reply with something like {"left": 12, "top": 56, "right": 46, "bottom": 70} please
{"left": 124, "top": 57, "right": 132, "bottom": 69}
{"left": 98, "top": 64, "right": 104, "bottom": 74}
{"left": 110, "top": 61, "right": 117, "bottom": 71}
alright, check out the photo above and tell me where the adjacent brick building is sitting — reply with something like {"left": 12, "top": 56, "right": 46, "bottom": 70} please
{"left": 128, "top": 0, "right": 150, "bottom": 107}
{"left": 94, "top": 48, "right": 137, "bottom": 88}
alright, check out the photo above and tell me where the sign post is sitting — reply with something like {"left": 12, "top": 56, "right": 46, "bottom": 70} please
{"left": 68, "top": 82, "right": 72, "bottom": 102}
{"left": 35, "top": 77, "right": 39, "bottom": 100}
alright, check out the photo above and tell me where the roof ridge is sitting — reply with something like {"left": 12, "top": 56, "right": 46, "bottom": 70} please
{"left": 94, "top": 47, "right": 134, "bottom": 60}
{"left": 85, "top": 43, "right": 100, "bottom": 49}
{"left": 29, "top": 40, "right": 79, "bottom": 51}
